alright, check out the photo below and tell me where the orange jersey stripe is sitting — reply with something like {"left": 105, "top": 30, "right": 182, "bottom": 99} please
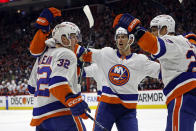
{"left": 74, "top": 44, "right": 80, "bottom": 54}
{"left": 100, "top": 95, "right": 137, "bottom": 109}
{"left": 166, "top": 81, "right": 196, "bottom": 105}
{"left": 73, "top": 116, "right": 84, "bottom": 131}
{"left": 97, "top": 96, "right": 101, "bottom": 102}
{"left": 189, "top": 39, "right": 196, "bottom": 45}
{"left": 49, "top": 84, "right": 73, "bottom": 106}
{"left": 30, "top": 110, "right": 71, "bottom": 126}
{"left": 173, "top": 96, "right": 182, "bottom": 131}
{"left": 138, "top": 31, "right": 158, "bottom": 54}
{"left": 30, "top": 29, "right": 48, "bottom": 55}
{"left": 93, "top": 102, "right": 101, "bottom": 131}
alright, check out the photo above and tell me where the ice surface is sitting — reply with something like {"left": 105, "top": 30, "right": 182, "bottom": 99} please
{"left": 0, "top": 109, "right": 195, "bottom": 131}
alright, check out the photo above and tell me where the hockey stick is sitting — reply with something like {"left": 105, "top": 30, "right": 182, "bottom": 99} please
{"left": 79, "top": 5, "right": 108, "bottom": 131}
{"left": 78, "top": 5, "right": 94, "bottom": 85}
{"left": 86, "top": 113, "right": 108, "bottom": 131}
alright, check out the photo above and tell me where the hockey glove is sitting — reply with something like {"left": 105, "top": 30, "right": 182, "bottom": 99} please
{"left": 65, "top": 93, "right": 91, "bottom": 119}
{"left": 113, "top": 13, "right": 141, "bottom": 33}
{"left": 113, "top": 13, "right": 146, "bottom": 41}
{"left": 184, "top": 33, "right": 196, "bottom": 41}
{"left": 35, "top": 7, "right": 61, "bottom": 32}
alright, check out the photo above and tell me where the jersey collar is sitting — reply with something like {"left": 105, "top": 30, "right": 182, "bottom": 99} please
{"left": 117, "top": 50, "right": 133, "bottom": 60}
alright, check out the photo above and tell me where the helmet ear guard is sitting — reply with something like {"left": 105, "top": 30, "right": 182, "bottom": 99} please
{"left": 128, "top": 34, "right": 135, "bottom": 46}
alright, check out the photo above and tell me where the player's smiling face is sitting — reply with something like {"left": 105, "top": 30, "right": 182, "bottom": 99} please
{"left": 61, "top": 35, "right": 70, "bottom": 46}
{"left": 116, "top": 34, "right": 129, "bottom": 50}
{"left": 61, "top": 33, "right": 78, "bottom": 51}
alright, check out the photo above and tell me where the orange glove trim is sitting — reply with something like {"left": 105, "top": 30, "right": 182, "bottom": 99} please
{"left": 36, "top": 17, "right": 49, "bottom": 26}
{"left": 65, "top": 95, "right": 83, "bottom": 108}
{"left": 113, "top": 14, "right": 123, "bottom": 28}
{"left": 79, "top": 113, "right": 89, "bottom": 119}
{"left": 127, "top": 18, "right": 141, "bottom": 33}
{"left": 48, "top": 7, "right": 62, "bottom": 18}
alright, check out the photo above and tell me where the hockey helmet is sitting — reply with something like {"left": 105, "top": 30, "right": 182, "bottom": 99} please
{"left": 150, "top": 15, "right": 175, "bottom": 34}
{"left": 115, "top": 27, "right": 135, "bottom": 48}
{"left": 52, "top": 22, "right": 81, "bottom": 47}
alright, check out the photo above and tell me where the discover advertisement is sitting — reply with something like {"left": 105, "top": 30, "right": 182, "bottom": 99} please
{"left": 0, "top": 90, "right": 166, "bottom": 110}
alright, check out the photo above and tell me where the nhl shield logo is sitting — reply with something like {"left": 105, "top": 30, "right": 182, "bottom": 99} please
{"left": 108, "top": 64, "right": 130, "bottom": 86}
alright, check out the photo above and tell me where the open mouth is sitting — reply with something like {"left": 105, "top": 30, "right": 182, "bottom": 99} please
{"left": 119, "top": 43, "right": 123, "bottom": 46}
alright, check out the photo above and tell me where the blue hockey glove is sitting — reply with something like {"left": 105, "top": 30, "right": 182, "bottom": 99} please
{"left": 113, "top": 13, "right": 147, "bottom": 41}
{"left": 113, "top": 13, "right": 141, "bottom": 33}
{"left": 35, "top": 7, "right": 61, "bottom": 32}
{"left": 65, "top": 93, "right": 91, "bottom": 119}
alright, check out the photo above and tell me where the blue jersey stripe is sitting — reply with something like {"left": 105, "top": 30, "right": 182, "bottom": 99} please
{"left": 77, "top": 46, "right": 85, "bottom": 58}
{"left": 49, "top": 76, "right": 68, "bottom": 86}
{"left": 116, "top": 50, "right": 133, "bottom": 60}
{"left": 152, "top": 38, "right": 166, "bottom": 59}
{"left": 27, "top": 85, "right": 35, "bottom": 94}
{"left": 82, "top": 70, "right": 86, "bottom": 77}
{"left": 102, "top": 86, "right": 138, "bottom": 101}
{"left": 33, "top": 101, "right": 67, "bottom": 116}
{"left": 163, "top": 72, "right": 196, "bottom": 96}
{"left": 97, "top": 91, "right": 102, "bottom": 96}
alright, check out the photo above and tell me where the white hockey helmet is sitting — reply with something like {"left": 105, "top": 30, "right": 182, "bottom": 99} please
{"left": 150, "top": 15, "right": 175, "bottom": 34}
{"left": 115, "top": 27, "right": 135, "bottom": 48}
{"left": 52, "top": 21, "right": 81, "bottom": 47}
{"left": 115, "top": 27, "right": 128, "bottom": 41}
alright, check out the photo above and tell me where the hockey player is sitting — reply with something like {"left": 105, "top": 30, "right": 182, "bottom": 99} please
{"left": 113, "top": 14, "right": 196, "bottom": 131}
{"left": 28, "top": 8, "right": 160, "bottom": 131}
{"left": 80, "top": 27, "right": 160, "bottom": 131}
{"left": 28, "top": 8, "right": 90, "bottom": 131}
{"left": 29, "top": 6, "right": 86, "bottom": 81}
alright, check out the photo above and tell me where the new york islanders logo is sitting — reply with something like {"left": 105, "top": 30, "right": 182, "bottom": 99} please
{"left": 108, "top": 64, "right": 130, "bottom": 86}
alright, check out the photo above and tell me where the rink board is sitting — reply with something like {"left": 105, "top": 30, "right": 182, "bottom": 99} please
{"left": 0, "top": 90, "right": 166, "bottom": 110}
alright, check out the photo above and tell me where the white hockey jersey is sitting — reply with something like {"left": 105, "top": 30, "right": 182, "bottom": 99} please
{"left": 28, "top": 47, "right": 79, "bottom": 126}
{"left": 151, "top": 35, "right": 196, "bottom": 104}
{"left": 138, "top": 32, "right": 196, "bottom": 105}
{"left": 88, "top": 47, "right": 160, "bottom": 109}
{"left": 84, "top": 63, "right": 104, "bottom": 99}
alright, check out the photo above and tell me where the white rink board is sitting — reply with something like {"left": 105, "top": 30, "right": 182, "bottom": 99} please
{"left": 138, "top": 90, "right": 166, "bottom": 105}
{"left": 0, "top": 90, "right": 166, "bottom": 110}
{"left": 0, "top": 96, "right": 6, "bottom": 109}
